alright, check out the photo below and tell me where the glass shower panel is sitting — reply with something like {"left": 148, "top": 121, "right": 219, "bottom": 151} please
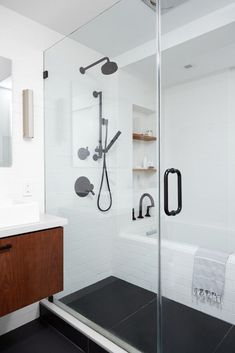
{"left": 44, "top": 1, "right": 159, "bottom": 352}
{"left": 161, "top": 2, "right": 235, "bottom": 352}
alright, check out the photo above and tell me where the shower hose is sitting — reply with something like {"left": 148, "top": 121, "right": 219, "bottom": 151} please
{"left": 97, "top": 123, "right": 112, "bottom": 212}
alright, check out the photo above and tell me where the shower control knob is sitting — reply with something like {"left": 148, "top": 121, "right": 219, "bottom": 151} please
{"left": 74, "top": 177, "right": 95, "bottom": 198}
{"left": 93, "top": 154, "right": 99, "bottom": 161}
{"left": 78, "top": 147, "right": 90, "bottom": 160}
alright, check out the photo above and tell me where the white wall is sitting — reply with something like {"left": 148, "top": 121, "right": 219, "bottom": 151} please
{"left": 0, "top": 5, "right": 61, "bottom": 206}
{"left": 162, "top": 69, "right": 235, "bottom": 239}
{"left": 112, "top": 70, "right": 158, "bottom": 290}
{"left": 0, "top": 5, "right": 62, "bottom": 335}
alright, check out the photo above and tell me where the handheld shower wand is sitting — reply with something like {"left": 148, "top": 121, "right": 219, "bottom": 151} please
{"left": 93, "top": 91, "right": 121, "bottom": 212}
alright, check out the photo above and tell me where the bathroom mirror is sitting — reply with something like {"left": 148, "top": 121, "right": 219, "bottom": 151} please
{"left": 0, "top": 56, "right": 12, "bottom": 167}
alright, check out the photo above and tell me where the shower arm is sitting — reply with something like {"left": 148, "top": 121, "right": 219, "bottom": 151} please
{"left": 80, "top": 57, "right": 109, "bottom": 74}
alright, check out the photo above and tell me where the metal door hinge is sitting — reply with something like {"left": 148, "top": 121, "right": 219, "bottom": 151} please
{"left": 43, "top": 70, "right": 48, "bottom": 79}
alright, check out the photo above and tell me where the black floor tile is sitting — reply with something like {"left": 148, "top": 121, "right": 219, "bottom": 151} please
{"left": 61, "top": 276, "right": 117, "bottom": 304}
{"left": 111, "top": 299, "right": 157, "bottom": 353}
{"left": 112, "top": 298, "right": 232, "bottom": 353}
{"left": 0, "top": 319, "right": 84, "bottom": 353}
{"left": 214, "top": 326, "right": 235, "bottom": 353}
{"left": 62, "top": 276, "right": 156, "bottom": 330}
{"left": 163, "top": 299, "right": 231, "bottom": 353}
{"left": 162, "top": 298, "right": 232, "bottom": 353}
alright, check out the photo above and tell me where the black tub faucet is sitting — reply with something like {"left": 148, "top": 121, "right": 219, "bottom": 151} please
{"left": 138, "top": 193, "right": 155, "bottom": 219}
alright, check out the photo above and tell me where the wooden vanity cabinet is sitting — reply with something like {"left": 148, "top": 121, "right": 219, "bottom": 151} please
{"left": 0, "top": 227, "right": 63, "bottom": 317}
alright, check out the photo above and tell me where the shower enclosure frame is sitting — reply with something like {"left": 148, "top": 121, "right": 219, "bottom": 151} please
{"left": 156, "top": 1, "right": 162, "bottom": 352}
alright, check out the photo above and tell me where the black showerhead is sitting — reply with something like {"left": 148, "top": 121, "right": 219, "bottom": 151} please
{"left": 101, "top": 61, "right": 118, "bottom": 75}
{"left": 80, "top": 57, "right": 118, "bottom": 76}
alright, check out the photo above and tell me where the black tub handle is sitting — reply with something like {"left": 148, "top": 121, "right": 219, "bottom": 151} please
{"left": 164, "top": 168, "right": 182, "bottom": 216}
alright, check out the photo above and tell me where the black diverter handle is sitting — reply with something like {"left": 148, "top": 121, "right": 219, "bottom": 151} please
{"left": 164, "top": 168, "right": 182, "bottom": 216}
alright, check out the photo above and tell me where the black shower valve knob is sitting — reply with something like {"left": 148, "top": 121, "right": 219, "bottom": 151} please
{"left": 78, "top": 147, "right": 90, "bottom": 160}
{"left": 75, "top": 177, "right": 95, "bottom": 198}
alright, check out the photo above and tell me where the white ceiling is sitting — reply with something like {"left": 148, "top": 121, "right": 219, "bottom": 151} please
{"left": 0, "top": 0, "right": 234, "bottom": 38}
{"left": 0, "top": 0, "right": 120, "bottom": 36}
{"left": 162, "top": 0, "right": 235, "bottom": 33}
{"left": 70, "top": 0, "right": 155, "bottom": 57}
{"left": 68, "top": 0, "right": 235, "bottom": 58}
{"left": 1, "top": 0, "right": 235, "bottom": 88}
{"left": 123, "top": 21, "right": 235, "bottom": 88}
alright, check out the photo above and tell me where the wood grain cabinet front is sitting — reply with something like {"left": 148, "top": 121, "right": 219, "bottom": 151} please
{"left": 0, "top": 227, "right": 63, "bottom": 317}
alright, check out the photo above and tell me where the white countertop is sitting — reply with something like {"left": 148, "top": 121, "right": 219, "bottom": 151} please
{"left": 0, "top": 214, "right": 67, "bottom": 238}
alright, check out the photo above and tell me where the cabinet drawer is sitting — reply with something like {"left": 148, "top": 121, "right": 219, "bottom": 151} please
{"left": 0, "top": 227, "right": 63, "bottom": 317}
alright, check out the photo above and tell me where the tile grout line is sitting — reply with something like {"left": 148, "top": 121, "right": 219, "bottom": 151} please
{"left": 110, "top": 297, "right": 157, "bottom": 331}
{"left": 213, "top": 325, "right": 234, "bottom": 353}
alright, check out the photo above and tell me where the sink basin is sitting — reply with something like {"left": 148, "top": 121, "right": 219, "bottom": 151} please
{"left": 0, "top": 200, "right": 40, "bottom": 227}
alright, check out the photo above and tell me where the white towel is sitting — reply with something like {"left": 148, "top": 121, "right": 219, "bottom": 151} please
{"left": 192, "top": 248, "right": 230, "bottom": 305}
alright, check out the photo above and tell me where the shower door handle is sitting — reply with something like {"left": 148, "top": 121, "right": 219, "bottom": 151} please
{"left": 164, "top": 168, "right": 182, "bottom": 216}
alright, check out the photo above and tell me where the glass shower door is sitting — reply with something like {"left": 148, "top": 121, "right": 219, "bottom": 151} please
{"left": 160, "top": 2, "right": 235, "bottom": 352}
{"left": 44, "top": 1, "right": 160, "bottom": 352}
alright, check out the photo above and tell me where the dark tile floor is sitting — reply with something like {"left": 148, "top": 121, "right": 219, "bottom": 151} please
{"left": 61, "top": 276, "right": 235, "bottom": 353}
{"left": 0, "top": 320, "right": 84, "bottom": 353}
{"left": 62, "top": 276, "right": 155, "bottom": 330}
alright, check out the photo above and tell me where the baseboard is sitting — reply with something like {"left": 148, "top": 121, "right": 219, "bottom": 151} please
{"left": 0, "top": 303, "right": 39, "bottom": 336}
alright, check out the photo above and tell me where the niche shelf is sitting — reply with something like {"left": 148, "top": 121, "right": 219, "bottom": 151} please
{"left": 132, "top": 103, "right": 157, "bottom": 220}
{"left": 133, "top": 133, "right": 157, "bottom": 141}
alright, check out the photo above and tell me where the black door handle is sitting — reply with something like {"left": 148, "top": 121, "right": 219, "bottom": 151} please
{"left": 164, "top": 168, "right": 182, "bottom": 216}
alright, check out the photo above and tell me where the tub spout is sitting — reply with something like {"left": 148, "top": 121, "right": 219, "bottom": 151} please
{"left": 138, "top": 193, "right": 155, "bottom": 219}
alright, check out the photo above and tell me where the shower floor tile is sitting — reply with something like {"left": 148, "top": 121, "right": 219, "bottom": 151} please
{"left": 60, "top": 276, "right": 233, "bottom": 353}
{"left": 111, "top": 299, "right": 157, "bottom": 353}
{"left": 214, "top": 326, "right": 235, "bottom": 353}
{"left": 162, "top": 298, "right": 231, "bottom": 353}
{"left": 112, "top": 298, "right": 231, "bottom": 353}
{"left": 61, "top": 276, "right": 156, "bottom": 330}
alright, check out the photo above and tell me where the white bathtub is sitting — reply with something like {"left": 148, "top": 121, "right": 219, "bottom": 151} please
{"left": 113, "top": 219, "right": 235, "bottom": 326}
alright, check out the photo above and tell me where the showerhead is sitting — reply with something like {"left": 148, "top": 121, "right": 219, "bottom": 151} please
{"left": 101, "top": 61, "right": 118, "bottom": 75}
{"left": 80, "top": 57, "right": 118, "bottom": 76}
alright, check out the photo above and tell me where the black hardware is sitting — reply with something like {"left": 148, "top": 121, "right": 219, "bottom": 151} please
{"left": 132, "top": 208, "right": 136, "bottom": 221}
{"left": 164, "top": 168, "right": 182, "bottom": 216}
{"left": 43, "top": 70, "right": 48, "bottom": 79}
{"left": 92, "top": 91, "right": 121, "bottom": 213}
{"left": 105, "top": 131, "right": 122, "bottom": 153}
{"left": 48, "top": 296, "right": 54, "bottom": 303}
{"left": 93, "top": 91, "right": 104, "bottom": 161}
{"left": 138, "top": 193, "right": 155, "bottom": 219}
{"left": 74, "top": 177, "right": 95, "bottom": 197}
{"left": 78, "top": 147, "right": 90, "bottom": 160}
{"left": 145, "top": 206, "right": 152, "bottom": 217}
{"left": 0, "top": 244, "right": 12, "bottom": 252}
{"left": 80, "top": 57, "right": 118, "bottom": 76}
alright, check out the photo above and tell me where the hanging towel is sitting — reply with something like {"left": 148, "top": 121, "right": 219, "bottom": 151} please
{"left": 192, "top": 248, "right": 230, "bottom": 305}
